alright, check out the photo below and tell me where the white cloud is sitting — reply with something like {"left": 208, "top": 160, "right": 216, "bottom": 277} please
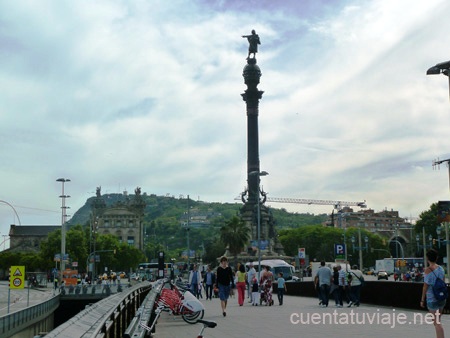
{"left": 1, "top": 0, "right": 450, "bottom": 245}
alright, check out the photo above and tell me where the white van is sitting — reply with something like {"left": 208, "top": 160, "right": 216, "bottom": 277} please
{"left": 245, "top": 259, "right": 300, "bottom": 282}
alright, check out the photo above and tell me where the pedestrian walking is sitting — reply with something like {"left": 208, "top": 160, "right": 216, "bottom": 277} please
{"left": 188, "top": 264, "right": 202, "bottom": 298}
{"left": 420, "top": 249, "right": 446, "bottom": 338}
{"left": 247, "top": 262, "right": 256, "bottom": 303}
{"left": 348, "top": 265, "right": 363, "bottom": 307}
{"left": 216, "top": 256, "right": 235, "bottom": 317}
{"left": 314, "top": 261, "right": 332, "bottom": 307}
{"left": 203, "top": 266, "right": 215, "bottom": 300}
{"left": 251, "top": 277, "right": 260, "bottom": 306}
{"left": 235, "top": 264, "right": 246, "bottom": 306}
{"left": 276, "top": 272, "right": 287, "bottom": 305}
{"left": 331, "top": 266, "right": 340, "bottom": 307}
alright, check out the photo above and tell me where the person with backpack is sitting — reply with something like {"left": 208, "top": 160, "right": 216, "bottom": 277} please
{"left": 348, "top": 264, "right": 364, "bottom": 307}
{"left": 420, "top": 248, "right": 446, "bottom": 338}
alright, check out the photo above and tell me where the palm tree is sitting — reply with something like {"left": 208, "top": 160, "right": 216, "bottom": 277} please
{"left": 220, "top": 216, "right": 250, "bottom": 267}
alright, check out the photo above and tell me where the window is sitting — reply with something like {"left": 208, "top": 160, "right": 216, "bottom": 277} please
{"left": 127, "top": 236, "right": 135, "bottom": 246}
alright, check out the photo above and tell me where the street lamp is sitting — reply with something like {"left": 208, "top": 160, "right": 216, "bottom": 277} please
{"left": 0, "top": 200, "right": 22, "bottom": 226}
{"left": 416, "top": 228, "right": 433, "bottom": 268}
{"left": 57, "top": 178, "right": 70, "bottom": 275}
{"left": 248, "top": 170, "right": 269, "bottom": 280}
{"left": 426, "top": 60, "right": 450, "bottom": 100}
{"left": 350, "top": 229, "right": 369, "bottom": 269}
{"left": 436, "top": 224, "right": 450, "bottom": 282}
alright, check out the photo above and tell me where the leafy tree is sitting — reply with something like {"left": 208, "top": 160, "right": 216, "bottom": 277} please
{"left": 220, "top": 216, "right": 250, "bottom": 266}
{"left": 66, "top": 225, "right": 88, "bottom": 270}
{"left": 203, "top": 238, "right": 226, "bottom": 268}
{"left": 279, "top": 225, "right": 388, "bottom": 268}
{"left": 114, "top": 243, "right": 146, "bottom": 272}
{"left": 415, "top": 203, "right": 440, "bottom": 238}
{"left": 415, "top": 203, "right": 446, "bottom": 259}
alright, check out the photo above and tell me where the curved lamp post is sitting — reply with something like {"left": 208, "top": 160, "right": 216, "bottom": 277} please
{"left": 0, "top": 200, "right": 22, "bottom": 226}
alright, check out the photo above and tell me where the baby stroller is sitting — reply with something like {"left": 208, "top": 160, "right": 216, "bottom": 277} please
{"left": 259, "top": 279, "right": 274, "bottom": 306}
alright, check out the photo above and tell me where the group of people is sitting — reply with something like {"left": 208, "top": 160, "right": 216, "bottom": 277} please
{"left": 313, "top": 249, "right": 446, "bottom": 338}
{"left": 187, "top": 256, "right": 287, "bottom": 317}
{"left": 314, "top": 261, "right": 364, "bottom": 308}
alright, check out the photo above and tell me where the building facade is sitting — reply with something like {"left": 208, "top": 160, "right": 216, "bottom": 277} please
{"left": 91, "top": 187, "right": 146, "bottom": 251}
{"left": 8, "top": 224, "right": 59, "bottom": 253}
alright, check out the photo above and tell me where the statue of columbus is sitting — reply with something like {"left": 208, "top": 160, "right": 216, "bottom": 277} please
{"left": 242, "top": 30, "right": 261, "bottom": 59}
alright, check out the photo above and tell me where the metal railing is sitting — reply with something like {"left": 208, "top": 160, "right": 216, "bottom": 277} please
{"left": 0, "top": 296, "right": 59, "bottom": 338}
{"left": 123, "top": 279, "right": 164, "bottom": 338}
{"left": 43, "top": 281, "right": 152, "bottom": 338}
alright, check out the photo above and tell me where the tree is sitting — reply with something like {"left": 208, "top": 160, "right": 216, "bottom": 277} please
{"left": 66, "top": 225, "right": 88, "bottom": 270}
{"left": 415, "top": 203, "right": 440, "bottom": 237}
{"left": 220, "top": 216, "right": 250, "bottom": 266}
{"left": 278, "top": 225, "right": 389, "bottom": 268}
{"left": 415, "top": 203, "right": 445, "bottom": 259}
{"left": 203, "top": 238, "right": 226, "bottom": 268}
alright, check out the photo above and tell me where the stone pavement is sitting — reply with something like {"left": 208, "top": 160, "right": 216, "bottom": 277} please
{"left": 152, "top": 293, "right": 447, "bottom": 338}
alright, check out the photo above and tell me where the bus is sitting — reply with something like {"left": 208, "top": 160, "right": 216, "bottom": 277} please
{"left": 137, "top": 262, "right": 173, "bottom": 281}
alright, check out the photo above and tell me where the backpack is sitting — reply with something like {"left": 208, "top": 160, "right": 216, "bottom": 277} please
{"left": 431, "top": 268, "right": 448, "bottom": 301}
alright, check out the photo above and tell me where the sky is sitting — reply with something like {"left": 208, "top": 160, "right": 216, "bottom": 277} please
{"left": 1, "top": 0, "right": 450, "bottom": 248}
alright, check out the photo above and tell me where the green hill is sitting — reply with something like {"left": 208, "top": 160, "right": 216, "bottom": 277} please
{"left": 68, "top": 193, "right": 328, "bottom": 261}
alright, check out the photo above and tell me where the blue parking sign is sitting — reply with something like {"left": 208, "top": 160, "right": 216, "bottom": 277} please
{"left": 334, "top": 244, "right": 346, "bottom": 259}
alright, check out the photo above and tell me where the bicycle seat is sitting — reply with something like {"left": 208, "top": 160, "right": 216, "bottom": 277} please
{"left": 197, "top": 319, "right": 217, "bottom": 328}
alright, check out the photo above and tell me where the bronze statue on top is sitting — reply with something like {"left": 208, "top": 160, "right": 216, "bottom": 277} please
{"left": 242, "top": 30, "right": 260, "bottom": 59}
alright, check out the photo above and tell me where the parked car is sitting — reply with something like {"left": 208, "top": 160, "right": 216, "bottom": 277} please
{"left": 377, "top": 270, "right": 388, "bottom": 280}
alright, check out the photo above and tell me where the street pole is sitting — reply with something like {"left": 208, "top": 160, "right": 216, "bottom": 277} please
{"left": 187, "top": 195, "right": 190, "bottom": 268}
{"left": 358, "top": 228, "right": 363, "bottom": 270}
{"left": 446, "top": 222, "right": 450, "bottom": 282}
{"left": 422, "top": 227, "right": 427, "bottom": 268}
{"left": 57, "top": 178, "right": 70, "bottom": 276}
{"left": 395, "top": 225, "right": 399, "bottom": 260}
{"left": 257, "top": 188, "right": 261, "bottom": 281}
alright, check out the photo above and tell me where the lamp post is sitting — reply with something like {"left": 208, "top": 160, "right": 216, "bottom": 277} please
{"left": 426, "top": 60, "right": 450, "bottom": 100}
{"left": 0, "top": 200, "right": 22, "bottom": 226}
{"left": 436, "top": 223, "right": 450, "bottom": 282}
{"left": 185, "top": 195, "right": 191, "bottom": 268}
{"left": 57, "top": 178, "right": 70, "bottom": 275}
{"left": 416, "top": 228, "right": 433, "bottom": 268}
{"left": 249, "top": 170, "right": 269, "bottom": 280}
{"left": 351, "top": 228, "right": 368, "bottom": 269}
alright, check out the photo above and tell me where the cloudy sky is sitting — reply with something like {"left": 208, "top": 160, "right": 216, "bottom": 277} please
{"left": 1, "top": 0, "right": 450, "bottom": 246}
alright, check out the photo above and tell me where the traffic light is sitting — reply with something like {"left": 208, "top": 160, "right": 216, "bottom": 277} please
{"left": 433, "top": 239, "right": 436, "bottom": 246}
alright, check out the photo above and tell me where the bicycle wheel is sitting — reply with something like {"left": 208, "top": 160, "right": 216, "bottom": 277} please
{"left": 182, "top": 310, "right": 204, "bottom": 324}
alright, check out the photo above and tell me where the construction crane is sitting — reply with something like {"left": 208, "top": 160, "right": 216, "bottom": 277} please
{"left": 235, "top": 195, "right": 366, "bottom": 210}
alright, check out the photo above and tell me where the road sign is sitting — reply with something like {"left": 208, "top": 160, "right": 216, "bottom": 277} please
{"left": 334, "top": 244, "right": 346, "bottom": 260}
{"left": 10, "top": 266, "right": 25, "bottom": 289}
{"left": 298, "top": 248, "right": 305, "bottom": 259}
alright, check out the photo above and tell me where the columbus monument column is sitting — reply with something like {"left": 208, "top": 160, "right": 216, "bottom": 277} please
{"left": 239, "top": 30, "right": 282, "bottom": 256}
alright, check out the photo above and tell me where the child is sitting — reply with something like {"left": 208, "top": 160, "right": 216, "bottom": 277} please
{"left": 251, "top": 277, "right": 260, "bottom": 306}
{"left": 277, "top": 272, "right": 287, "bottom": 305}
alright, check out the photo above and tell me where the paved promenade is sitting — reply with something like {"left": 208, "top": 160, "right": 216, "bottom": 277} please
{"left": 152, "top": 293, "right": 447, "bottom": 338}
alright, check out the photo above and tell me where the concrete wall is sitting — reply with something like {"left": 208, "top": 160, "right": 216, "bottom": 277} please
{"left": 279, "top": 281, "right": 450, "bottom": 313}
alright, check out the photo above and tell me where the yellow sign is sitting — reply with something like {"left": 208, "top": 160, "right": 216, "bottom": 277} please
{"left": 10, "top": 266, "right": 25, "bottom": 289}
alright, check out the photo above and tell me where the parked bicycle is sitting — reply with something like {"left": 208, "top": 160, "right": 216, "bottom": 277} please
{"left": 196, "top": 319, "right": 217, "bottom": 338}
{"left": 154, "top": 278, "right": 204, "bottom": 324}
{"left": 143, "top": 277, "right": 205, "bottom": 334}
